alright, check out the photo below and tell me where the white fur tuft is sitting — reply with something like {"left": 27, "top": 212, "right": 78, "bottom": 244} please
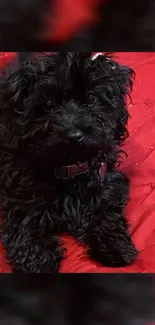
{"left": 91, "top": 53, "right": 103, "bottom": 61}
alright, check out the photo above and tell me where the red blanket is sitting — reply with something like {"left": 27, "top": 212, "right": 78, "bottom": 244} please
{"left": 0, "top": 52, "right": 155, "bottom": 273}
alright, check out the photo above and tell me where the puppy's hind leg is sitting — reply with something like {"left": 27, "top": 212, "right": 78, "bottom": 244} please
{"left": 86, "top": 170, "right": 138, "bottom": 267}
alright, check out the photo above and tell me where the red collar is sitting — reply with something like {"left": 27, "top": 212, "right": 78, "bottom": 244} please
{"left": 54, "top": 161, "right": 107, "bottom": 181}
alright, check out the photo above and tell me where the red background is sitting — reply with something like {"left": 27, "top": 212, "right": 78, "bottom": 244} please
{"left": 0, "top": 52, "right": 155, "bottom": 273}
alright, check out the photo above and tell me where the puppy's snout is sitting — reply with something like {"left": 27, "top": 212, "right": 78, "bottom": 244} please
{"left": 67, "top": 130, "right": 83, "bottom": 142}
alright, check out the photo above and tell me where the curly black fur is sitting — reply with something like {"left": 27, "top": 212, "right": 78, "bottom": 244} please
{"left": 0, "top": 274, "right": 155, "bottom": 325}
{"left": 0, "top": 52, "right": 137, "bottom": 272}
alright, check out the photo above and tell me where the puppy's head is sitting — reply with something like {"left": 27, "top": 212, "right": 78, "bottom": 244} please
{"left": 0, "top": 52, "right": 134, "bottom": 173}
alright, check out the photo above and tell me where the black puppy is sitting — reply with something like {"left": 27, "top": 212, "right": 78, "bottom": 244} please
{"left": 0, "top": 52, "right": 137, "bottom": 272}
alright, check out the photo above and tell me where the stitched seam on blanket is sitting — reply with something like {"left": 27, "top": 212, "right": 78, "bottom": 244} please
{"left": 132, "top": 183, "right": 155, "bottom": 188}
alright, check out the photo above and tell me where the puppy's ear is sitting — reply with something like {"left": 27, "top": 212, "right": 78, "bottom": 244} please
{"left": 112, "top": 59, "right": 135, "bottom": 144}
{"left": 1, "top": 52, "right": 36, "bottom": 106}
{"left": 114, "top": 59, "right": 134, "bottom": 98}
{"left": 91, "top": 54, "right": 135, "bottom": 145}
{"left": 91, "top": 53, "right": 134, "bottom": 97}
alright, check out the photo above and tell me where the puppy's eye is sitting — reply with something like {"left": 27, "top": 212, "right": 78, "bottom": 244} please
{"left": 44, "top": 99, "right": 52, "bottom": 112}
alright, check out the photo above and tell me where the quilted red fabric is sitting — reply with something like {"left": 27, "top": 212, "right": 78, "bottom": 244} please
{"left": 0, "top": 52, "right": 155, "bottom": 273}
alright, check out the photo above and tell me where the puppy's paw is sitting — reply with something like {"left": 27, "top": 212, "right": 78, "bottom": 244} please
{"left": 88, "top": 242, "right": 138, "bottom": 267}
{"left": 118, "top": 242, "right": 138, "bottom": 266}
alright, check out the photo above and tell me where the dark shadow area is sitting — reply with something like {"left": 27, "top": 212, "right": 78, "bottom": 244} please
{"left": 0, "top": 274, "right": 155, "bottom": 325}
{"left": 0, "top": 0, "right": 155, "bottom": 51}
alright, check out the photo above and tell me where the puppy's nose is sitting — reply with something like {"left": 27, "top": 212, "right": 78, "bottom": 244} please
{"left": 68, "top": 130, "right": 83, "bottom": 141}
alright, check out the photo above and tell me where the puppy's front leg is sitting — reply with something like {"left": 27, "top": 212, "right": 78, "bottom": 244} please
{"left": 2, "top": 210, "right": 65, "bottom": 273}
{"left": 86, "top": 170, "right": 138, "bottom": 267}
